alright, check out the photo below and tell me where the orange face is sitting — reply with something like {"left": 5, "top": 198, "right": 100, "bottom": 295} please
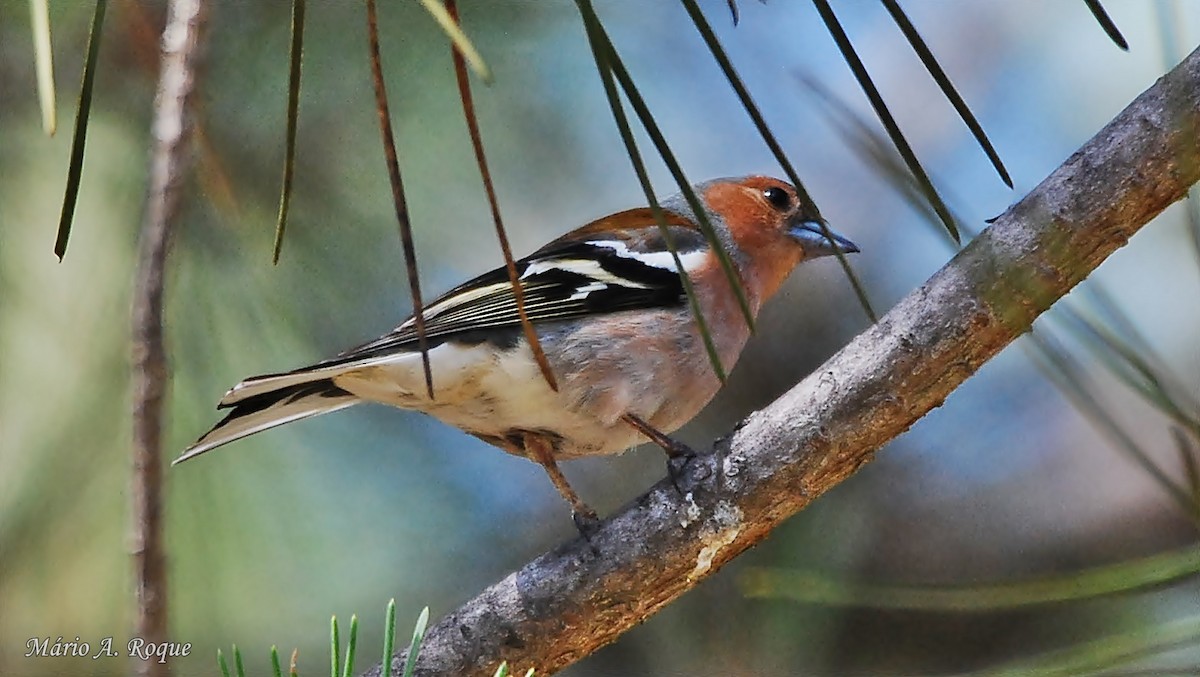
{"left": 701, "top": 176, "right": 858, "bottom": 301}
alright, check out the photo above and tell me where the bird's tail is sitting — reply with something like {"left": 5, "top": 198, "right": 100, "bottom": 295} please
{"left": 174, "top": 373, "right": 359, "bottom": 465}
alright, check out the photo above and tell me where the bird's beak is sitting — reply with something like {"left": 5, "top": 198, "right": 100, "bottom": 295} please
{"left": 788, "top": 219, "right": 860, "bottom": 258}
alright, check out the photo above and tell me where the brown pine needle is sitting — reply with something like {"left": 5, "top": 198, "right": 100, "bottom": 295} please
{"left": 445, "top": 0, "right": 557, "bottom": 391}
{"left": 272, "top": 0, "right": 306, "bottom": 264}
{"left": 365, "top": 0, "right": 434, "bottom": 400}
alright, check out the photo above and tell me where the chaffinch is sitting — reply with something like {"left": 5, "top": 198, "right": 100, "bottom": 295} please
{"left": 176, "top": 176, "right": 858, "bottom": 528}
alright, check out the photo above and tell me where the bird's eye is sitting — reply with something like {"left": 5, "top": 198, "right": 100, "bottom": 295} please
{"left": 763, "top": 186, "right": 791, "bottom": 211}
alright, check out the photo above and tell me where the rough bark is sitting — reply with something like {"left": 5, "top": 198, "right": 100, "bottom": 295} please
{"left": 364, "top": 45, "right": 1200, "bottom": 677}
{"left": 130, "top": 1, "right": 207, "bottom": 676}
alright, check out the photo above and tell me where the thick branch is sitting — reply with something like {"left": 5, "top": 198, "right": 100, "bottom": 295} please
{"left": 366, "top": 45, "right": 1200, "bottom": 677}
{"left": 130, "top": 1, "right": 207, "bottom": 676}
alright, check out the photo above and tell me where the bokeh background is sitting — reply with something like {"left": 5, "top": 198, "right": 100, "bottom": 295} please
{"left": 2, "top": 1, "right": 1199, "bottom": 675}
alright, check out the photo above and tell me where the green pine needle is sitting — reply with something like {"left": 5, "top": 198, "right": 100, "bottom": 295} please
{"left": 879, "top": 0, "right": 1012, "bottom": 188}
{"left": 381, "top": 599, "right": 397, "bottom": 677}
{"left": 218, "top": 648, "right": 232, "bottom": 677}
{"left": 577, "top": 2, "right": 730, "bottom": 382}
{"left": 679, "top": 0, "right": 876, "bottom": 322}
{"left": 272, "top": 0, "right": 306, "bottom": 263}
{"left": 1084, "top": 0, "right": 1130, "bottom": 51}
{"left": 401, "top": 606, "right": 429, "bottom": 677}
{"left": 341, "top": 615, "right": 358, "bottom": 677}
{"left": 743, "top": 541, "right": 1200, "bottom": 610}
{"left": 330, "top": 616, "right": 340, "bottom": 677}
{"left": 969, "top": 615, "right": 1200, "bottom": 676}
{"left": 812, "top": 0, "right": 960, "bottom": 244}
{"left": 53, "top": 0, "right": 107, "bottom": 260}
{"left": 1025, "top": 330, "right": 1200, "bottom": 524}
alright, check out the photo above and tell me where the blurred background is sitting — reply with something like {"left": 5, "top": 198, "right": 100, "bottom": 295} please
{"left": 2, "top": 1, "right": 1199, "bottom": 675}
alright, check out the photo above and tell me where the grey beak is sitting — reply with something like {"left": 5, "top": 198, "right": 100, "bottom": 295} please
{"left": 789, "top": 220, "right": 860, "bottom": 257}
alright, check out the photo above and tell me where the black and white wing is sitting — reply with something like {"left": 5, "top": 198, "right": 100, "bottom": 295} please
{"left": 327, "top": 211, "right": 711, "bottom": 364}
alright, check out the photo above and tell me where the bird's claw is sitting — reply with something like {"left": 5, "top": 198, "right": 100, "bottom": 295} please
{"left": 667, "top": 446, "right": 698, "bottom": 494}
{"left": 572, "top": 508, "right": 602, "bottom": 543}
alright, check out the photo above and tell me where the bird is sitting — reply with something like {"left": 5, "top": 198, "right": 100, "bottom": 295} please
{"left": 175, "top": 176, "right": 859, "bottom": 530}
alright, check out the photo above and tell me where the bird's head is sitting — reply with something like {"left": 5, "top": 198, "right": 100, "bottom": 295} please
{"left": 670, "top": 175, "right": 860, "bottom": 305}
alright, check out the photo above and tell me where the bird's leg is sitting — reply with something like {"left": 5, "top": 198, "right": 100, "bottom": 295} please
{"left": 621, "top": 413, "right": 697, "bottom": 492}
{"left": 524, "top": 433, "right": 601, "bottom": 538}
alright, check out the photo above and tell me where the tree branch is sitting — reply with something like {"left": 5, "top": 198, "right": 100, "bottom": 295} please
{"left": 130, "top": 1, "right": 207, "bottom": 676}
{"left": 365, "top": 45, "right": 1200, "bottom": 677}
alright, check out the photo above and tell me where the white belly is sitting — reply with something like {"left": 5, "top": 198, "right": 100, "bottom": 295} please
{"left": 329, "top": 310, "right": 746, "bottom": 460}
{"left": 331, "top": 341, "right": 642, "bottom": 458}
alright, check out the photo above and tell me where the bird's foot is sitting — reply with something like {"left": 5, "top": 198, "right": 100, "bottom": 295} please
{"left": 622, "top": 413, "right": 699, "bottom": 493}
{"left": 572, "top": 508, "right": 602, "bottom": 554}
{"left": 572, "top": 507, "right": 601, "bottom": 536}
{"left": 666, "top": 444, "right": 699, "bottom": 494}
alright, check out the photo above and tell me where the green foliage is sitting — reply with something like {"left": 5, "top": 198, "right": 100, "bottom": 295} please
{"left": 493, "top": 661, "right": 535, "bottom": 677}
{"left": 52, "top": 0, "right": 105, "bottom": 259}
{"left": 215, "top": 602, "right": 433, "bottom": 677}
{"left": 399, "top": 606, "right": 427, "bottom": 677}
{"left": 743, "top": 542, "right": 1200, "bottom": 610}
{"left": 271, "top": 0, "right": 304, "bottom": 264}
